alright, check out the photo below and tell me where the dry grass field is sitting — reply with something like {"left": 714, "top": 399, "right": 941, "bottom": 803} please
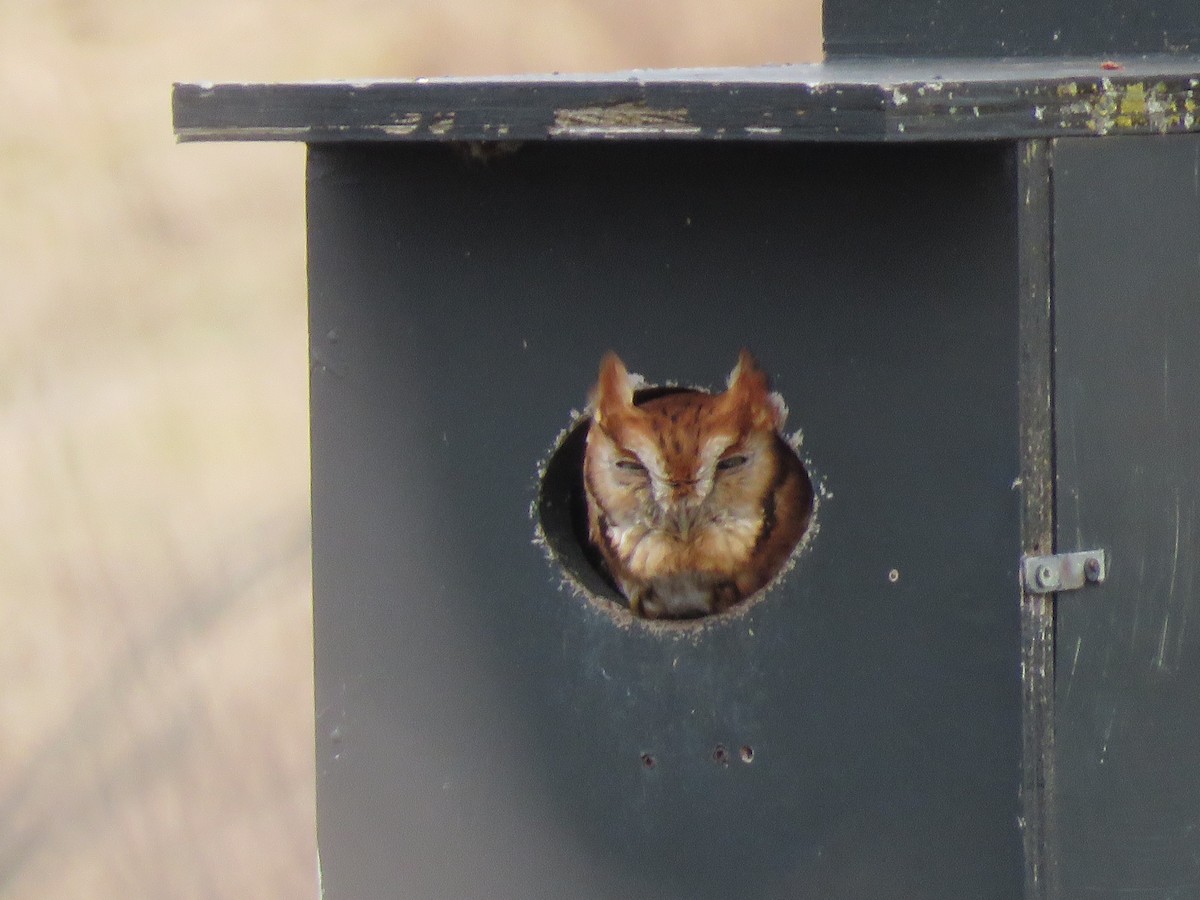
{"left": 0, "top": 2, "right": 818, "bottom": 896}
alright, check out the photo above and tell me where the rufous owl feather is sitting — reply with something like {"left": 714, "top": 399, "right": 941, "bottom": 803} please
{"left": 583, "top": 350, "right": 812, "bottom": 619}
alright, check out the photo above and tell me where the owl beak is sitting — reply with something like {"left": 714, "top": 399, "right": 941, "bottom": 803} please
{"left": 667, "top": 490, "right": 699, "bottom": 540}
{"left": 656, "top": 479, "right": 703, "bottom": 538}
{"left": 675, "top": 512, "right": 692, "bottom": 541}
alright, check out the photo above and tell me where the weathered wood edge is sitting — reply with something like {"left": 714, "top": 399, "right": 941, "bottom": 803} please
{"left": 1016, "top": 138, "right": 1058, "bottom": 900}
{"left": 172, "top": 59, "right": 1200, "bottom": 143}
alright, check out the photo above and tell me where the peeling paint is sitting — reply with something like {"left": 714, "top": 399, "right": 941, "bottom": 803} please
{"left": 429, "top": 113, "right": 456, "bottom": 135}
{"left": 378, "top": 112, "right": 422, "bottom": 136}
{"left": 885, "top": 74, "right": 1200, "bottom": 138}
{"left": 551, "top": 101, "right": 701, "bottom": 137}
{"left": 175, "top": 66, "right": 1200, "bottom": 145}
{"left": 1058, "top": 79, "right": 1199, "bottom": 135}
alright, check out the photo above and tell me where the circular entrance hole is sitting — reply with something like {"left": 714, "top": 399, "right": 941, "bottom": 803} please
{"left": 536, "top": 382, "right": 814, "bottom": 622}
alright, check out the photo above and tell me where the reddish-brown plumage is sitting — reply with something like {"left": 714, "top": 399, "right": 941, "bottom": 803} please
{"left": 583, "top": 350, "right": 812, "bottom": 619}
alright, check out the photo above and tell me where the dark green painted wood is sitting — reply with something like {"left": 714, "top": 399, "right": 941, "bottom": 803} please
{"left": 824, "top": 0, "right": 1198, "bottom": 58}
{"left": 171, "top": 57, "right": 1200, "bottom": 145}
{"left": 1053, "top": 133, "right": 1200, "bottom": 898}
{"left": 1017, "top": 139, "right": 1058, "bottom": 900}
{"left": 307, "top": 141, "right": 1024, "bottom": 898}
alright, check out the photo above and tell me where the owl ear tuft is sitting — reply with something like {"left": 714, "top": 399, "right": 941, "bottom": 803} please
{"left": 591, "top": 351, "right": 637, "bottom": 427}
{"left": 723, "top": 349, "right": 783, "bottom": 431}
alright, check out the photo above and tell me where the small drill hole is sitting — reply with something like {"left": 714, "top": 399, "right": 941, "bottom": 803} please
{"left": 640, "top": 753, "right": 656, "bottom": 770}
{"left": 739, "top": 745, "right": 754, "bottom": 764}
{"left": 887, "top": 568, "right": 900, "bottom": 583}
{"left": 712, "top": 743, "right": 729, "bottom": 765}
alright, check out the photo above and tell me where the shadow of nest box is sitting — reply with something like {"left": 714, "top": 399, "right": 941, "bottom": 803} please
{"left": 174, "top": 6, "right": 1200, "bottom": 896}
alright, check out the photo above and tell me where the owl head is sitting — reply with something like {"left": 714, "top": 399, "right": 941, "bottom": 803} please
{"left": 586, "top": 350, "right": 787, "bottom": 533}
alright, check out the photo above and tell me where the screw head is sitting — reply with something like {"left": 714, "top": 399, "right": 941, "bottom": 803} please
{"left": 1084, "top": 557, "right": 1103, "bottom": 582}
{"left": 1035, "top": 564, "right": 1059, "bottom": 590}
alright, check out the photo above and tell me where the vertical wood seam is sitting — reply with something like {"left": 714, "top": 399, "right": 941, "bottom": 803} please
{"left": 1017, "top": 137, "right": 1057, "bottom": 900}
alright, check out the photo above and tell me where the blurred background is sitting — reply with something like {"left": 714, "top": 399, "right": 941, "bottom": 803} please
{"left": 0, "top": 2, "right": 819, "bottom": 896}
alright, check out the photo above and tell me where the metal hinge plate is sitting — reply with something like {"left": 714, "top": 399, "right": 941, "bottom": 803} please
{"left": 1022, "top": 549, "right": 1106, "bottom": 594}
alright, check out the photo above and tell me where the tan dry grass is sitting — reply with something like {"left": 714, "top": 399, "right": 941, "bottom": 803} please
{"left": 0, "top": 2, "right": 819, "bottom": 896}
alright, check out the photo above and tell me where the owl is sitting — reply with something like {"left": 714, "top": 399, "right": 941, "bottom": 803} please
{"left": 582, "top": 350, "right": 812, "bottom": 619}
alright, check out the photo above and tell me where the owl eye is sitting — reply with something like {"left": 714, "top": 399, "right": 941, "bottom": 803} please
{"left": 615, "top": 458, "right": 647, "bottom": 472}
{"left": 716, "top": 454, "right": 749, "bottom": 471}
